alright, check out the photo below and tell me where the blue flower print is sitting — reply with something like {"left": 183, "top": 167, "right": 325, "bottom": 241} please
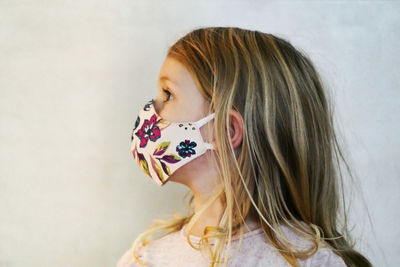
{"left": 134, "top": 116, "right": 140, "bottom": 130}
{"left": 176, "top": 140, "right": 197, "bottom": 158}
{"left": 144, "top": 99, "right": 154, "bottom": 111}
{"left": 131, "top": 116, "right": 140, "bottom": 142}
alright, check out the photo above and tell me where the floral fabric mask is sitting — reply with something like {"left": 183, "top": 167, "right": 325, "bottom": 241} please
{"left": 130, "top": 99, "right": 215, "bottom": 186}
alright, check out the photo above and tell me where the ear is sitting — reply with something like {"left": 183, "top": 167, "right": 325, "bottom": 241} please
{"left": 211, "top": 109, "right": 244, "bottom": 152}
{"left": 228, "top": 109, "right": 244, "bottom": 149}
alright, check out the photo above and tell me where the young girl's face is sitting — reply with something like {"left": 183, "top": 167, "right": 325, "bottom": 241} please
{"left": 154, "top": 56, "right": 217, "bottom": 186}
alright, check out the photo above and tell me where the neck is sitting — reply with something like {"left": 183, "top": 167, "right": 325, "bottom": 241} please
{"left": 186, "top": 186, "right": 260, "bottom": 238}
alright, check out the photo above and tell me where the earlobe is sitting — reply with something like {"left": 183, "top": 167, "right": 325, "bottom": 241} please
{"left": 212, "top": 140, "right": 218, "bottom": 151}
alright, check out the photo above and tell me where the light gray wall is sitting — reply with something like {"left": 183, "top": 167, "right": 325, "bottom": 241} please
{"left": 0, "top": 1, "right": 398, "bottom": 266}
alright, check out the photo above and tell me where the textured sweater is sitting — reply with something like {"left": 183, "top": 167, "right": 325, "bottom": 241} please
{"left": 117, "top": 223, "right": 347, "bottom": 267}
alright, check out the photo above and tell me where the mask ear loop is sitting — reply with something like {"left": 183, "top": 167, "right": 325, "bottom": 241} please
{"left": 204, "top": 143, "right": 215, "bottom": 150}
{"left": 195, "top": 113, "right": 216, "bottom": 150}
{"left": 196, "top": 113, "right": 215, "bottom": 127}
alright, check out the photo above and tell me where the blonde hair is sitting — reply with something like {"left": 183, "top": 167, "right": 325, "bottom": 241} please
{"left": 129, "top": 27, "right": 372, "bottom": 267}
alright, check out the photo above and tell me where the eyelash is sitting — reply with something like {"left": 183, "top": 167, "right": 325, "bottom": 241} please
{"left": 163, "top": 89, "right": 173, "bottom": 101}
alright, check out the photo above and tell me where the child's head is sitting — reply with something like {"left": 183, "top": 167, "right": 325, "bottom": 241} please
{"left": 160, "top": 26, "right": 336, "bottom": 223}
{"left": 130, "top": 27, "right": 372, "bottom": 267}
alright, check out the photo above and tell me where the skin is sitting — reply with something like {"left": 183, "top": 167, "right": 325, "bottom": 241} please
{"left": 154, "top": 56, "right": 260, "bottom": 238}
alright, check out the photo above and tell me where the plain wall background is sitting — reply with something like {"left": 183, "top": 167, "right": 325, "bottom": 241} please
{"left": 0, "top": 0, "right": 398, "bottom": 266}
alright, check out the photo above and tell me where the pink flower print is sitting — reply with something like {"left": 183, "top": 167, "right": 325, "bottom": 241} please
{"left": 135, "top": 114, "right": 161, "bottom": 148}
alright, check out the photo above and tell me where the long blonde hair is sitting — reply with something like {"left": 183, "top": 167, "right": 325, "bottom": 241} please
{"left": 129, "top": 27, "right": 372, "bottom": 267}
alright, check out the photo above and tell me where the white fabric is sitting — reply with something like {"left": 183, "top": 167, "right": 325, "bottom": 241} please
{"left": 117, "top": 223, "right": 347, "bottom": 267}
{"left": 130, "top": 99, "right": 216, "bottom": 186}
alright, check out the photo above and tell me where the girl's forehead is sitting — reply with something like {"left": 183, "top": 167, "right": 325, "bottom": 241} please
{"left": 158, "top": 57, "right": 185, "bottom": 82}
{"left": 158, "top": 57, "right": 201, "bottom": 98}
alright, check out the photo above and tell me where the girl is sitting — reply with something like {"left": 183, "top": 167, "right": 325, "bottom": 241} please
{"left": 118, "top": 27, "right": 372, "bottom": 267}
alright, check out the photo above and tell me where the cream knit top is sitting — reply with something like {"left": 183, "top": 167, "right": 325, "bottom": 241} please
{"left": 117, "top": 223, "right": 347, "bottom": 267}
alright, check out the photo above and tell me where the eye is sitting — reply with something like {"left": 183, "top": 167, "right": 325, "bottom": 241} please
{"left": 162, "top": 88, "right": 174, "bottom": 102}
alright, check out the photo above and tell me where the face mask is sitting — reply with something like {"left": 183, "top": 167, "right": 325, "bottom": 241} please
{"left": 130, "top": 99, "right": 216, "bottom": 186}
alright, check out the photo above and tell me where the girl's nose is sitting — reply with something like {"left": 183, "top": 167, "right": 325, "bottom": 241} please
{"left": 152, "top": 97, "right": 163, "bottom": 116}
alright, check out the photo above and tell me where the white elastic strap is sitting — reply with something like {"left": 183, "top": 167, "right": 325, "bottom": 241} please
{"left": 196, "top": 113, "right": 215, "bottom": 127}
{"left": 204, "top": 143, "right": 215, "bottom": 150}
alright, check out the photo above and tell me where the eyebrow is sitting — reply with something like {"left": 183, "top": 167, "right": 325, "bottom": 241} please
{"left": 159, "top": 76, "right": 178, "bottom": 86}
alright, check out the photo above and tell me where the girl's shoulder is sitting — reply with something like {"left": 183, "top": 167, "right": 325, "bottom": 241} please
{"left": 117, "top": 244, "right": 146, "bottom": 267}
{"left": 251, "top": 223, "right": 347, "bottom": 266}
{"left": 299, "top": 247, "right": 347, "bottom": 267}
{"left": 224, "top": 223, "right": 346, "bottom": 266}
{"left": 116, "top": 229, "right": 202, "bottom": 267}
{"left": 117, "top": 224, "right": 347, "bottom": 267}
